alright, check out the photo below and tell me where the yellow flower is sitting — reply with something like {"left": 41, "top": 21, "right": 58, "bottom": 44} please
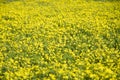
{"left": 63, "top": 75, "right": 69, "bottom": 79}
{"left": 85, "top": 70, "right": 91, "bottom": 74}
{"left": 49, "top": 74, "right": 56, "bottom": 80}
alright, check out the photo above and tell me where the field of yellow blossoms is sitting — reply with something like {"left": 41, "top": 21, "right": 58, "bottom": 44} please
{"left": 0, "top": 0, "right": 120, "bottom": 79}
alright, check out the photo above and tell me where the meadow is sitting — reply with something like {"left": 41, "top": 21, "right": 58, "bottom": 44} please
{"left": 0, "top": 0, "right": 120, "bottom": 79}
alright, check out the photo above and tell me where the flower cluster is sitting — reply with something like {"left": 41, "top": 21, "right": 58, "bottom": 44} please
{"left": 0, "top": 0, "right": 120, "bottom": 79}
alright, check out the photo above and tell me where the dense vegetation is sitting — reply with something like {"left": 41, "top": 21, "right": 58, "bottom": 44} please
{"left": 0, "top": 0, "right": 120, "bottom": 79}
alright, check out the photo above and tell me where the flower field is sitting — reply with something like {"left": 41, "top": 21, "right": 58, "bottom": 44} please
{"left": 0, "top": 0, "right": 120, "bottom": 79}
